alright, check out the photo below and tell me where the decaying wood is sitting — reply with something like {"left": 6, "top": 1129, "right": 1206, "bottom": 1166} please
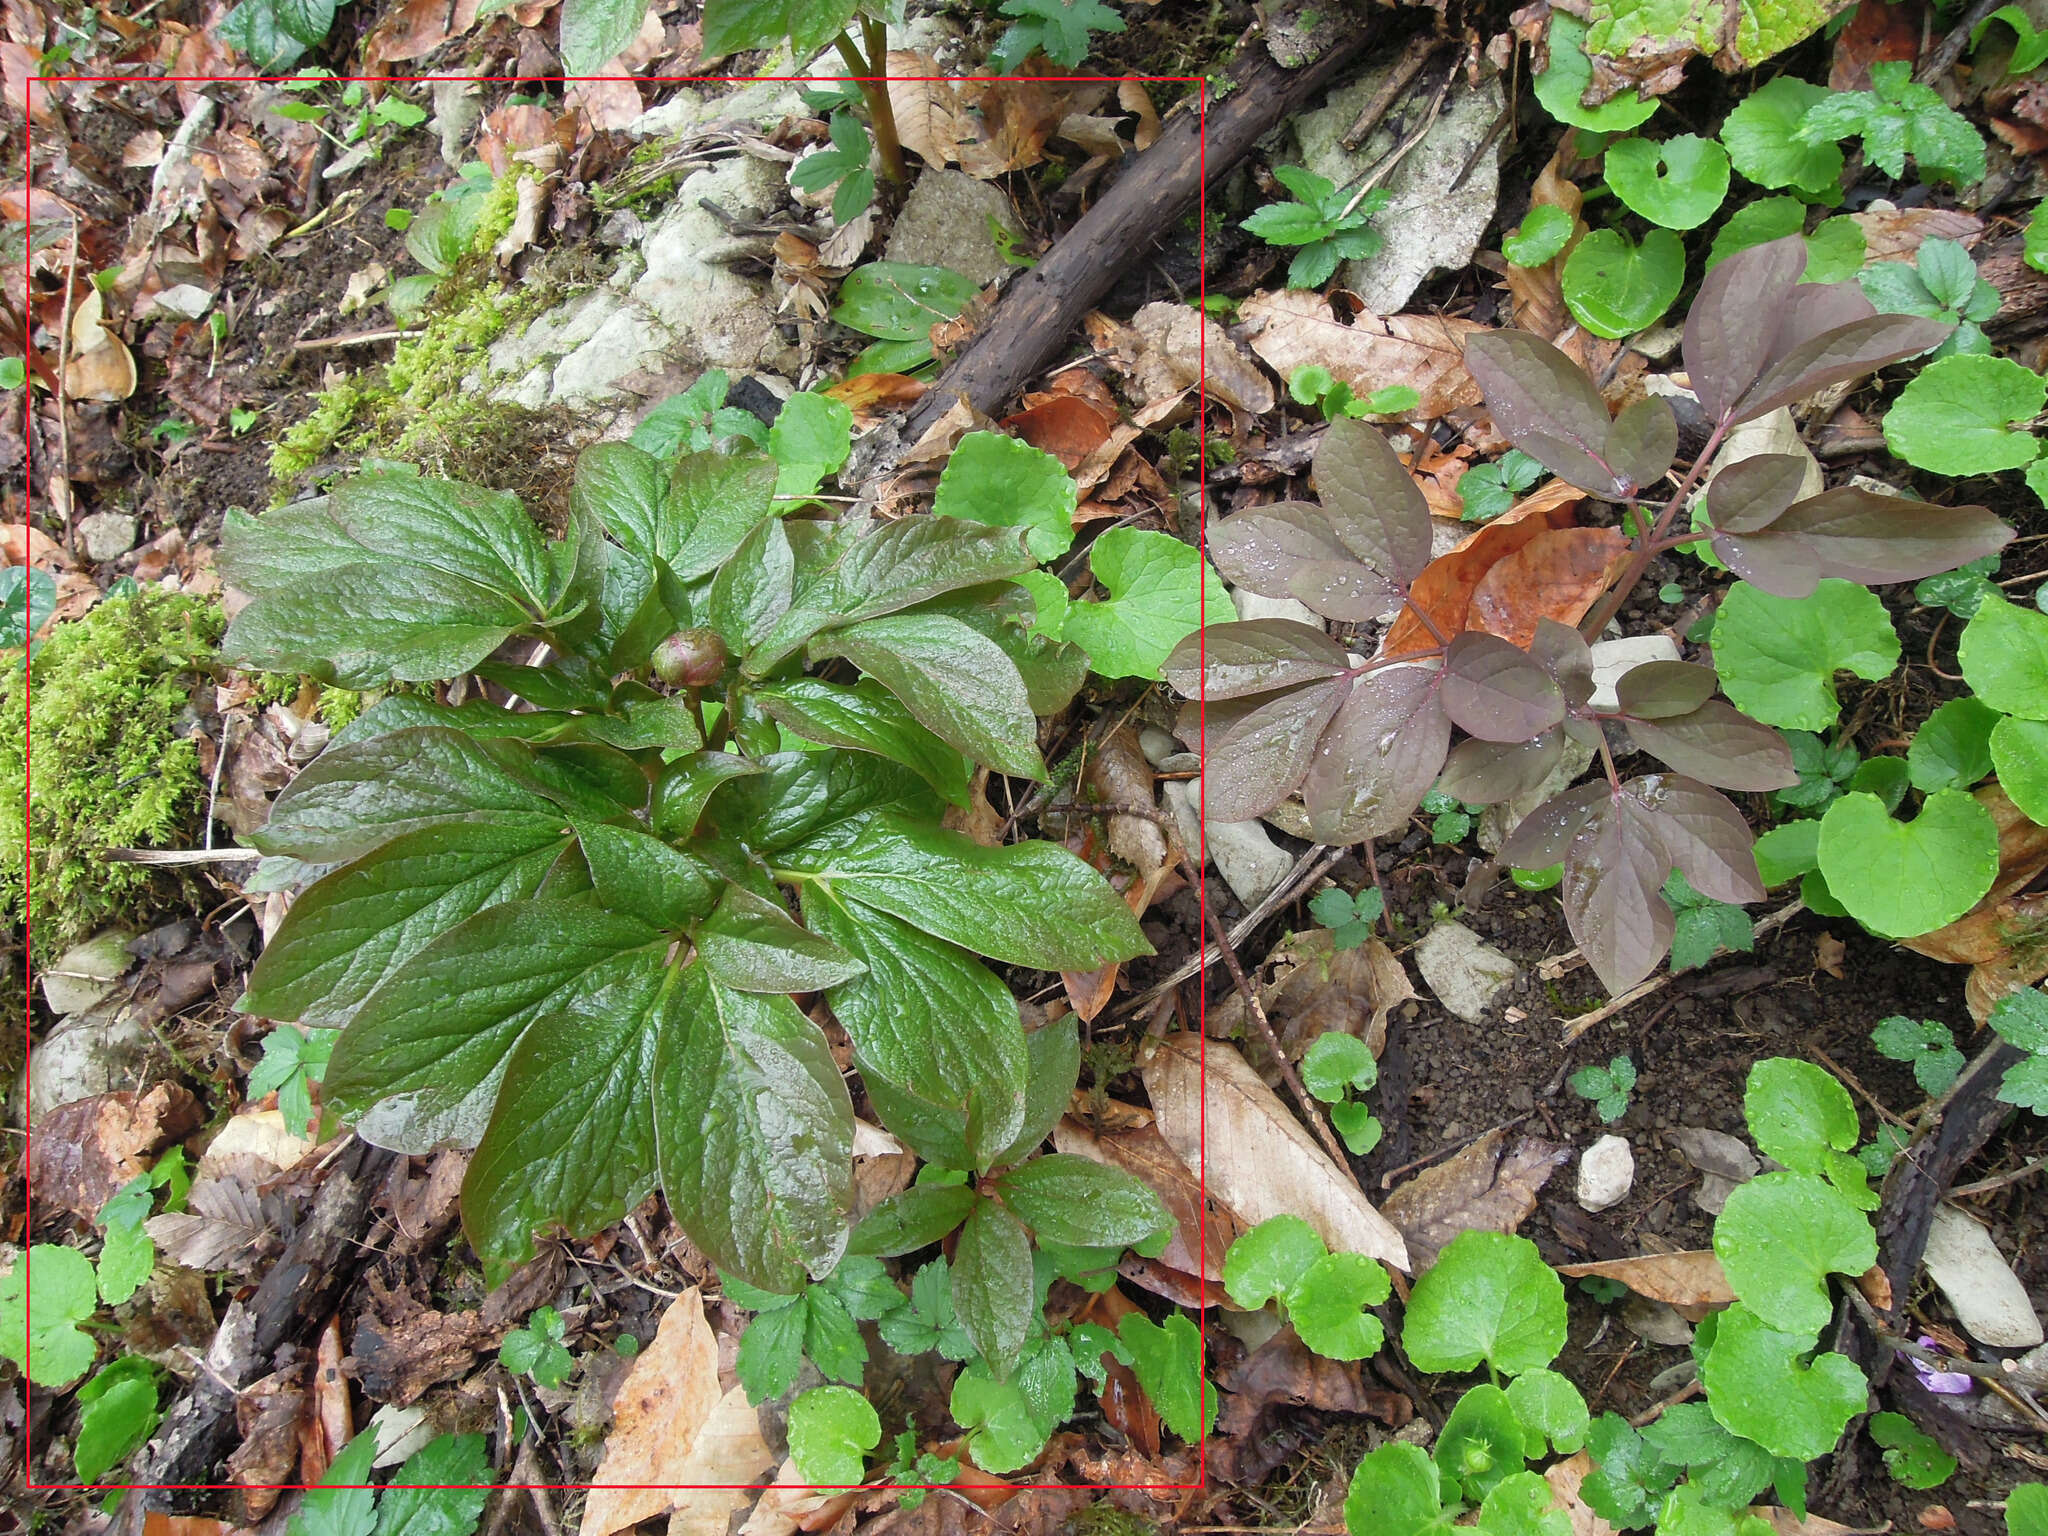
{"left": 896, "top": 4, "right": 1411, "bottom": 449}
{"left": 137, "top": 1136, "right": 398, "bottom": 1506}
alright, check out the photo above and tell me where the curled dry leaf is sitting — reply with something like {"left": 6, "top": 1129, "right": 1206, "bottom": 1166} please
{"left": 1381, "top": 479, "right": 1584, "bottom": 657}
{"left": 1240, "top": 289, "right": 1486, "bottom": 421}
{"left": 31, "top": 1082, "right": 202, "bottom": 1218}
{"left": 1380, "top": 1128, "right": 1572, "bottom": 1271}
{"left": 1504, "top": 148, "right": 1585, "bottom": 344}
{"left": 1003, "top": 393, "right": 1117, "bottom": 469}
{"left": 582, "top": 1287, "right": 770, "bottom": 1536}
{"left": 826, "top": 372, "right": 927, "bottom": 417}
{"left": 1140, "top": 1034, "right": 1411, "bottom": 1272}
{"left": 886, "top": 60, "right": 1060, "bottom": 178}
{"left": 1556, "top": 1250, "right": 1736, "bottom": 1307}
{"left": 1109, "top": 301, "right": 1274, "bottom": 418}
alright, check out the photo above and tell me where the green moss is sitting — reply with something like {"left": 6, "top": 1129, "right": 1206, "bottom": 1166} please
{"left": 270, "top": 382, "right": 367, "bottom": 480}
{"left": 1064, "top": 1507, "right": 1158, "bottom": 1536}
{"left": 1, "top": 589, "right": 225, "bottom": 956}
{"left": 316, "top": 685, "right": 369, "bottom": 731}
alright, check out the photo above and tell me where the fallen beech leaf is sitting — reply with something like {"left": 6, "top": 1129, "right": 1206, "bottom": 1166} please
{"left": 665, "top": 1389, "right": 780, "bottom": 1536}
{"left": 886, "top": 61, "right": 1059, "bottom": 177}
{"left": 146, "top": 1163, "right": 268, "bottom": 1272}
{"left": 363, "top": 0, "right": 482, "bottom": 64}
{"left": 1556, "top": 1250, "right": 1736, "bottom": 1306}
{"left": 1381, "top": 1129, "right": 1570, "bottom": 1270}
{"left": 1118, "top": 80, "right": 1162, "bottom": 150}
{"left": 567, "top": 78, "right": 642, "bottom": 134}
{"left": 31, "top": 1083, "right": 202, "bottom": 1218}
{"left": 583, "top": 1288, "right": 767, "bottom": 1536}
{"left": 1054, "top": 1116, "right": 1236, "bottom": 1281}
{"left": 1002, "top": 394, "right": 1116, "bottom": 469}
{"left": 1240, "top": 289, "right": 1485, "bottom": 421}
{"left": 1141, "top": 1034, "right": 1410, "bottom": 1272}
{"left": 826, "top": 372, "right": 926, "bottom": 415}
{"left": 1381, "top": 480, "right": 1584, "bottom": 656}
{"left": 1206, "top": 925, "right": 1414, "bottom": 1062}
{"left": 1545, "top": 1451, "right": 1620, "bottom": 1536}
{"left": 1816, "top": 932, "right": 1847, "bottom": 978}
{"left": 1466, "top": 525, "right": 1633, "bottom": 647}
{"left": 1117, "top": 300, "right": 1274, "bottom": 417}
{"left": 1852, "top": 206, "right": 1983, "bottom": 265}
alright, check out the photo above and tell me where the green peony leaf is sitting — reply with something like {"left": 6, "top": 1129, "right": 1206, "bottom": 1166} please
{"left": 288, "top": 1426, "right": 378, "bottom": 1536}
{"left": 1561, "top": 228, "right": 1686, "bottom": 338}
{"left": 1816, "top": 788, "right": 2000, "bottom": 939}
{"left": 1713, "top": 1171, "right": 1877, "bottom": 1333}
{"left": 1604, "top": 135, "right": 1730, "bottom": 230}
{"left": 1883, "top": 353, "right": 2045, "bottom": 475}
{"left": 832, "top": 262, "right": 981, "bottom": 341}
{"left": 1404, "top": 1231, "right": 1567, "bottom": 1378}
{"left": 1700, "top": 1304, "right": 1866, "bottom": 1461}
{"left": 769, "top": 392, "right": 854, "bottom": 501}
{"left": 994, "top": 1153, "right": 1171, "bottom": 1249}
{"left": 1713, "top": 579, "right": 1899, "bottom": 731}
{"left": 788, "top": 1384, "right": 881, "bottom": 1487}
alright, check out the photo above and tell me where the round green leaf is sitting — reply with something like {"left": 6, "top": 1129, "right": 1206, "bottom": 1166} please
{"left": 1437, "top": 1383, "right": 1528, "bottom": 1504}
{"left": 1504, "top": 204, "right": 1575, "bottom": 267}
{"left": 1817, "top": 788, "right": 2000, "bottom": 938}
{"left": 931, "top": 431, "right": 1076, "bottom": 563}
{"left": 1604, "top": 135, "right": 1730, "bottom": 230}
{"left": 1533, "top": 15, "right": 1657, "bottom": 132}
{"left": 950, "top": 1369, "right": 1049, "bottom": 1474}
{"left": 1507, "top": 1367, "right": 1590, "bottom": 1456}
{"left": 1960, "top": 591, "right": 2048, "bottom": 720}
{"left": 1713, "top": 1171, "right": 1877, "bottom": 1334}
{"left": 1993, "top": 715, "right": 2048, "bottom": 824}
{"left": 1404, "top": 1231, "right": 1567, "bottom": 1378}
{"left": 1288, "top": 1251, "right": 1391, "bottom": 1361}
{"left": 1222, "top": 1214, "right": 1325, "bottom": 1310}
{"left": 1883, "top": 354, "right": 2046, "bottom": 476}
{"left": 1477, "top": 1470, "right": 1573, "bottom": 1536}
{"left": 1869, "top": 1410, "right": 1957, "bottom": 1490}
{"left": 1714, "top": 579, "right": 1899, "bottom": 731}
{"left": 1909, "top": 695, "right": 2001, "bottom": 792}
{"left": 1561, "top": 228, "right": 1685, "bottom": 339}
{"left": 1345, "top": 1442, "right": 1452, "bottom": 1536}
{"left": 1301, "top": 1031, "right": 1377, "bottom": 1101}
{"left": 1707, "top": 196, "right": 1805, "bottom": 270}
{"left": 788, "top": 1384, "right": 882, "bottom": 1487}
{"left": 1720, "top": 77, "right": 1845, "bottom": 198}
{"left": 1700, "top": 1304, "right": 1866, "bottom": 1461}
{"left": 2009, "top": 1482, "right": 2048, "bottom": 1536}
{"left": 1802, "top": 216, "right": 1867, "bottom": 282}
{"left": 1743, "top": 1057, "right": 1859, "bottom": 1182}
{"left": 0, "top": 1244, "right": 99, "bottom": 1388}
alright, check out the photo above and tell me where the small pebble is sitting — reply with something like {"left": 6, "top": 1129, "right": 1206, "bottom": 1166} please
{"left": 1576, "top": 1133, "right": 1634, "bottom": 1213}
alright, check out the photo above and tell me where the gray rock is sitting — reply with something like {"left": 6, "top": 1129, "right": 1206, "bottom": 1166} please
{"left": 28, "top": 1006, "right": 152, "bottom": 1125}
{"left": 39, "top": 930, "right": 133, "bottom": 1017}
{"left": 1576, "top": 1134, "right": 1634, "bottom": 1213}
{"left": 1164, "top": 780, "right": 1294, "bottom": 908}
{"left": 79, "top": 511, "right": 138, "bottom": 564}
{"left": 1232, "top": 588, "right": 1323, "bottom": 627}
{"left": 1924, "top": 1206, "right": 2044, "bottom": 1348}
{"left": 1293, "top": 69, "right": 1505, "bottom": 315}
{"left": 883, "top": 170, "right": 1020, "bottom": 288}
{"left": 1413, "top": 920, "right": 1519, "bottom": 1024}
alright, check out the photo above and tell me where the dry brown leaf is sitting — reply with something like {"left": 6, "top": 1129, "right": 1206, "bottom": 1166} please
{"left": 363, "top": 0, "right": 481, "bottom": 64}
{"left": 1546, "top": 1451, "right": 1621, "bottom": 1536}
{"left": 567, "top": 78, "right": 642, "bottom": 133}
{"left": 1829, "top": 0, "right": 1924, "bottom": 90}
{"left": 826, "top": 371, "right": 926, "bottom": 416}
{"left": 1852, "top": 206, "right": 1983, "bottom": 265}
{"left": 1241, "top": 289, "right": 1485, "bottom": 420}
{"left": 1118, "top": 80, "right": 1161, "bottom": 150}
{"left": 1904, "top": 783, "right": 2048, "bottom": 1020}
{"left": 147, "top": 1164, "right": 268, "bottom": 1272}
{"left": 1381, "top": 480, "right": 1585, "bottom": 657}
{"left": 1054, "top": 1116, "right": 1236, "bottom": 1282}
{"left": 144, "top": 1517, "right": 230, "bottom": 1536}
{"left": 1504, "top": 150, "right": 1585, "bottom": 343}
{"left": 1467, "top": 525, "right": 1634, "bottom": 647}
{"left": 665, "top": 1389, "right": 780, "bottom": 1536}
{"left": 886, "top": 62, "right": 1058, "bottom": 178}
{"left": 583, "top": 1287, "right": 761, "bottom": 1536}
{"left": 306, "top": 1314, "right": 351, "bottom": 1479}
{"left": 30, "top": 1083, "right": 201, "bottom": 1218}
{"left": 1141, "top": 1034, "right": 1410, "bottom": 1271}
{"left": 1002, "top": 394, "right": 1116, "bottom": 469}
{"left": 1207, "top": 925, "right": 1414, "bottom": 1064}
{"left": 1556, "top": 1250, "right": 1735, "bottom": 1306}
{"left": 1116, "top": 300, "right": 1274, "bottom": 417}
{"left": 1381, "top": 1129, "right": 1571, "bottom": 1271}
{"left": 1816, "top": 932, "right": 1847, "bottom": 978}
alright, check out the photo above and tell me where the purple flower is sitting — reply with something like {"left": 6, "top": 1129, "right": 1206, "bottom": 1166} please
{"left": 1912, "top": 1337, "right": 1975, "bottom": 1395}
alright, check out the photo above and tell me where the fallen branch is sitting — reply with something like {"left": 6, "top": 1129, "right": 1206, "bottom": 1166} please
{"left": 895, "top": 3, "right": 1407, "bottom": 446}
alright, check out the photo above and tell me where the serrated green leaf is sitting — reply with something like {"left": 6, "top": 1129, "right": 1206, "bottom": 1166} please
{"left": 1507, "top": 1367, "right": 1589, "bottom": 1456}
{"left": 375, "top": 1432, "right": 494, "bottom": 1536}
{"left": 1117, "top": 1311, "right": 1216, "bottom": 1443}
{"left": 994, "top": 1154, "right": 1170, "bottom": 1249}
{"left": 1960, "top": 590, "right": 2048, "bottom": 721}
{"left": 288, "top": 1426, "right": 379, "bottom": 1536}
{"left": 952, "top": 1198, "right": 1033, "bottom": 1376}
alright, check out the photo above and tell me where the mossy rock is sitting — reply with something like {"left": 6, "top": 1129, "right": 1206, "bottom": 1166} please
{"left": 2, "top": 587, "right": 225, "bottom": 957}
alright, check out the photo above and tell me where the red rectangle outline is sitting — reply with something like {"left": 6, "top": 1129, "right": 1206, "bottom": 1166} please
{"left": 20, "top": 61, "right": 1211, "bottom": 1498}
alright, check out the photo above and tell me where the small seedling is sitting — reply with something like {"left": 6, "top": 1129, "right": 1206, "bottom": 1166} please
{"left": 884, "top": 1426, "right": 959, "bottom": 1508}
{"left": 790, "top": 113, "right": 877, "bottom": 227}
{"left": 1870, "top": 1016, "right": 1963, "bottom": 1097}
{"left": 1858, "top": 237, "right": 1998, "bottom": 358}
{"left": 1658, "top": 582, "right": 1685, "bottom": 604}
{"left": 1308, "top": 884, "right": 1385, "bottom": 950}
{"left": 1569, "top": 1057, "right": 1636, "bottom": 1123}
{"left": 1664, "top": 871, "right": 1756, "bottom": 974}
{"left": 1242, "top": 167, "right": 1390, "bottom": 290}
{"left": 1420, "top": 787, "right": 1485, "bottom": 845}
{"left": 1917, "top": 553, "right": 2002, "bottom": 618}
{"left": 1456, "top": 449, "right": 1546, "bottom": 523}
{"left": 1577, "top": 1275, "right": 1627, "bottom": 1304}
{"left": 0, "top": 356, "right": 26, "bottom": 389}
{"left": 499, "top": 1306, "right": 574, "bottom": 1388}
{"left": 246, "top": 1026, "right": 333, "bottom": 1139}
{"left": 1869, "top": 1410, "right": 1957, "bottom": 1490}
{"left": 1300, "top": 1032, "right": 1383, "bottom": 1155}
{"left": 1773, "top": 731, "right": 1861, "bottom": 813}
{"left": 1288, "top": 365, "right": 1418, "bottom": 421}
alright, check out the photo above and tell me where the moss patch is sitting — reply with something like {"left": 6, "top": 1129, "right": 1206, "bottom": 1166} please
{"left": 1, "top": 589, "right": 225, "bottom": 957}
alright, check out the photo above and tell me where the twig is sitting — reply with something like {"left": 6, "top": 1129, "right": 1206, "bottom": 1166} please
{"left": 1949, "top": 1155, "right": 2048, "bottom": 1200}
{"left": 292, "top": 328, "right": 426, "bottom": 352}
{"left": 104, "top": 846, "right": 260, "bottom": 865}
{"left": 1628, "top": 1378, "right": 1702, "bottom": 1427}
{"left": 53, "top": 209, "right": 79, "bottom": 554}
{"left": 1338, "top": 67, "right": 1453, "bottom": 221}
{"left": 1183, "top": 845, "right": 1362, "bottom": 1178}
{"left": 1339, "top": 35, "right": 1443, "bottom": 150}
{"left": 1918, "top": 0, "right": 2007, "bottom": 83}
{"left": 509, "top": 1438, "right": 562, "bottom": 1535}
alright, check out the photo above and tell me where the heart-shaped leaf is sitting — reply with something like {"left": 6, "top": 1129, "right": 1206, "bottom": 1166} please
{"left": 1713, "top": 1171, "right": 1876, "bottom": 1332}
{"left": 1816, "top": 788, "right": 2000, "bottom": 938}
{"left": 1562, "top": 228, "right": 1685, "bottom": 339}
{"left": 1700, "top": 1304, "right": 1867, "bottom": 1461}
{"left": 1604, "top": 134, "right": 1730, "bottom": 230}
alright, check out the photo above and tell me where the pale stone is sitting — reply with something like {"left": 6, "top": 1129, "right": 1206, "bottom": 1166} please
{"left": 1164, "top": 780, "right": 1294, "bottom": 909}
{"left": 1924, "top": 1205, "right": 2044, "bottom": 1348}
{"left": 883, "top": 170, "right": 1020, "bottom": 288}
{"left": 1232, "top": 588, "right": 1324, "bottom": 627}
{"left": 1622, "top": 1296, "right": 1695, "bottom": 1347}
{"left": 1294, "top": 70, "right": 1505, "bottom": 315}
{"left": 78, "top": 511, "right": 138, "bottom": 563}
{"left": 1587, "top": 634, "right": 1682, "bottom": 710}
{"left": 28, "top": 1007, "right": 151, "bottom": 1124}
{"left": 39, "top": 929, "right": 133, "bottom": 1017}
{"left": 1576, "top": 1134, "right": 1635, "bottom": 1213}
{"left": 1414, "top": 920, "right": 1519, "bottom": 1024}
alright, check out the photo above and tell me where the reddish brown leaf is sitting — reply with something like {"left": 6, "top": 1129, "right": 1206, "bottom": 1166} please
{"left": 1002, "top": 394, "right": 1115, "bottom": 469}
{"left": 1467, "top": 526, "right": 1632, "bottom": 647}
{"left": 1381, "top": 480, "right": 1581, "bottom": 656}
{"left": 826, "top": 372, "right": 927, "bottom": 414}
{"left": 31, "top": 1084, "right": 202, "bottom": 1218}
{"left": 1829, "top": 0, "right": 1922, "bottom": 90}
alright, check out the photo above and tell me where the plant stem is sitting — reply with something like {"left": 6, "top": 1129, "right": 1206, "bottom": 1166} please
{"left": 836, "top": 24, "right": 906, "bottom": 186}
{"left": 1577, "top": 418, "right": 1730, "bottom": 639}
